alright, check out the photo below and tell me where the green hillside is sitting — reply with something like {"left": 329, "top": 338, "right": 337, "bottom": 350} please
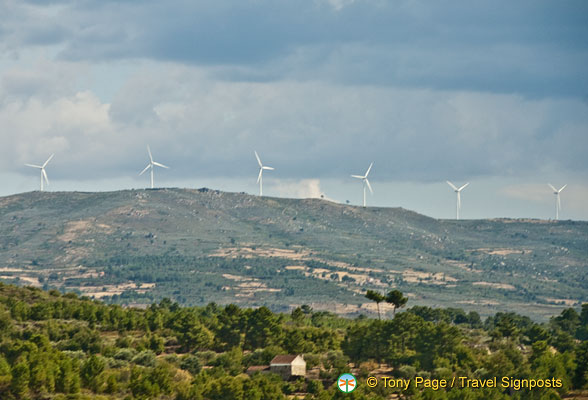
{"left": 0, "top": 283, "right": 586, "bottom": 399}
{"left": 0, "top": 189, "right": 586, "bottom": 321}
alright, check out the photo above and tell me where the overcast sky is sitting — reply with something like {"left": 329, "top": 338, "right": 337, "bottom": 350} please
{"left": 1, "top": 0, "right": 587, "bottom": 220}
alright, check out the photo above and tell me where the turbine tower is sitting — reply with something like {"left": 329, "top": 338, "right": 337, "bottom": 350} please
{"left": 351, "top": 162, "right": 373, "bottom": 207}
{"left": 255, "top": 151, "right": 274, "bottom": 196}
{"left": 139, "top": 145, "right": 169, "bottom": 189}
{"left": 25, "top": 154, "right": 54, "bottom": 191}
{"left": 446, "top": 181, "right": 470, "bottom": 220}
{"left": 548, "top": 184, "right": 567, "bottom": 220}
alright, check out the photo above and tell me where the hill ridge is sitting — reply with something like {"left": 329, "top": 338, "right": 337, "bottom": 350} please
{"left": 1, "top": 188, "right": 587, "bottom": 321}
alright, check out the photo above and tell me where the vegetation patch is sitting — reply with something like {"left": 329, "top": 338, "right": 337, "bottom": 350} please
{"left": 0, "top": 283, "right": 586, "bottom": 399}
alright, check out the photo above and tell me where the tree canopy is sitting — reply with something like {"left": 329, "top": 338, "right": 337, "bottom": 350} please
{"left": 0, "top": 282, "right": 585, "bottom": 399}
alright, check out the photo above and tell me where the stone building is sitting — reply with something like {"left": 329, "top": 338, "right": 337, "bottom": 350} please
{"left": 269, "top": 355, "right": 306, "bottom": 379}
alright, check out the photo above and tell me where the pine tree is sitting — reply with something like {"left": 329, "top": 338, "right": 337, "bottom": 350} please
{"left": 11, "top": 362, "right": 30, "bottom": 399}
{"left": 365, "top": 290, "right": 385, "bottom": 320}
{"left": 385, "top": 290, "right": 408, "bottom": 315}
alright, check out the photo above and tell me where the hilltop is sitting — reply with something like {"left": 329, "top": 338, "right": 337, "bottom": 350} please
{"left": 0, "top": 188, "right": 587, "bottom": 321}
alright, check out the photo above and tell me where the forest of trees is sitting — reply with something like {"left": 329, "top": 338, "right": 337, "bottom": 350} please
{"left": 0, "top": 282, "right": 586, "bottom": 399}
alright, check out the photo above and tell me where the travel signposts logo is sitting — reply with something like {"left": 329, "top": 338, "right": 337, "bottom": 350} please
{"left": 337, "top": 373, "right": 357, "bottom": 393}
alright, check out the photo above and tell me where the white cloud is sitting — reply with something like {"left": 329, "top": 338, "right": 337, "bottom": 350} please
{"left": 324, "top": 0, "right": 356, "bottom": 12}
{"left": 272, "top": 178, "right": 330, "bottom": 199}
{"left": 1, "top": 56, "right": 84, "bottom": 101}
{"left": 0, "top": 90, "right": 111, "bottom": 167}
{"left": 1, "top": 59, "right": 587, "bottom": 182}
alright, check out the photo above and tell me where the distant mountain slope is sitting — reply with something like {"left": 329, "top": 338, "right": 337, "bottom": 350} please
{"left": 0, "top": 188, "right": 586, "bottom": 321}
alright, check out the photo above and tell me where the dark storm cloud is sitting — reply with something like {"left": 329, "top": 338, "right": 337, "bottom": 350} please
{"left": 1, "top": 0, "right": 587, "bottom": 188}
{"left": 5, "top": 0, "right": 588, "bottom": 97}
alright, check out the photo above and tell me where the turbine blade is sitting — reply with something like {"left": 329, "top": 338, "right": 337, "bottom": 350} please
{"left": 25, "top": 164, "right": 42, "bottom": 168}
{"left": 139, "top": 164, "right": 151, "bottom": 175}
{"left": 42, "top": 169, "right": 49, "bottom": 185}
{"left": 262, "top": 166, "right": 274, "bottom": 170}
{"left": 351, "top": 175, "right": 363, "bottom": 179}
{"left": 459, "top": 182, "right": 470, "bottom": 191}
{"left": 43, "top": 153, "right": 54, "bottom": 167}
{"left": 254, "top": 151, "right": 262, "bottom": 167}
{"left": 558, "top": 184, "right": 567, "bottom": 192}
{"left": 557, "top": 193, "right": 561, "bottom": 210}
{"left": 446, "top": 181, "right": 458, "bottom": 191}
{"left": 153, "top": 161, "right": 169, "bottom": 169}
{"left": 365, "top": 179, "right": 373, "bottom": 194}
{"left": 457, "top": 191, "right": 461, "bottom": 209}
{"left": 147, "top": 145, "right": 153, "bottom": 162}
{"left": 365, "top": 162, "right": 373, "bottom": 177}
{"left": 547, "top": 183, "right": 557, "bottom": 192}
{"left": 257, "top": 168, "right": 263, "bottom": 183}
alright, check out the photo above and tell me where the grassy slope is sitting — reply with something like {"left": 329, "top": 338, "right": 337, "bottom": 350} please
{"left": 0, "top": 188, "right": 586, "bottom": 321}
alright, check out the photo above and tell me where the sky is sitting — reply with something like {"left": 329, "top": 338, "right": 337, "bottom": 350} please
{"left": 1, "top": 0, "right": 587, "bottom": 220}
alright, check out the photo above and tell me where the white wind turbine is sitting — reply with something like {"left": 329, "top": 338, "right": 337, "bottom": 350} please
{"left": 255, "top": 151, "right": 274, "bottom": 196}
{"left": 548, "top": 184, "right": 567, "bottom": 220}
{"left": 446, "top": 181, "right": 470, "bottom": 220}
{"left": 351, "top": 162, "right": 373, "bottom": 207}
{"left": 25, "top": 154, "right": 54, "bottom": 191}
{"left": 139, "top": 145, "right": 169, "bottom": 189}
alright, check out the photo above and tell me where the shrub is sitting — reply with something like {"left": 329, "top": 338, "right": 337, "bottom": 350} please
{"left": 132, "top": 350, "right": 156, "bottom": 367}
{"left": 180, "top": 355, "right": 202, "bottom": 375}
{"left": 114, "top": 348, "right": 137, "bottom": 361}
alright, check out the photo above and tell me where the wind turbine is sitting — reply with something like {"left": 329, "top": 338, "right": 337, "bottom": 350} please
{"left": 446, "top": 181, "right": 469, "bottom": 220}
{"left": 25, "top": 154, "right": 54, "bottom": 191}
{"left": 255, "top": 151, "right": 274, "bottom": 196}
{"left": 139, "top": 145, "right": 169, "bottom": 189}
{"left": 548, "top": 184, "right": 566, "bottom": 220}
{"left": 351, "top": 162, "right": 373, "bottom": 207}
